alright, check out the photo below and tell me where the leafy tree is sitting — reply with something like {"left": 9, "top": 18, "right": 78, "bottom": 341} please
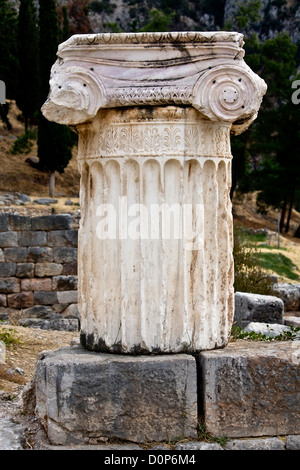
{"left": 223, "top": 0, "right": 262, "bottom": 32}
{"left": 0, "top": 0, "right": 18, "bottom": 129}
{"left": 37, "top": 0, "right": 74, "bottom": 196}
{"left": 233, "top": 226, "right": 275, "bottom": 295}
{"left": 60, "top": 5, "right": 71, "bottom": 42}
{"left": 139, "top": 8, "right": 175, "bottom": 32}
{"left": 16, "top": 0, "right": 39, "bottom": 130}
{"left": 247, "top": 34, "right": 300, "bottom": 233}
{"left": 228, "top": 3, "right": 300, "bottom": 235}
{"left": 89, "top": 0, "right": 117, "bottom": 15}
{"left": 0, "top": 0, "right": 18, "bottom": 98}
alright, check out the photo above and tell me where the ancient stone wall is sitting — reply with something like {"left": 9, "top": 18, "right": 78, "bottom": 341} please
{"left": 0, "top": 214, "right": 79, "bottom": 331}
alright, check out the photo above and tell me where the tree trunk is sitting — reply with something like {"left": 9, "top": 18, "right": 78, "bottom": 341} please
{"left": 49, "top": 171, "right": 55, "bottom": 197}
{"left": 285, "top": 185, "right": 295, "bottom": 234}
{"left": 279, "top": 196, "right": 288, "bottom": 233}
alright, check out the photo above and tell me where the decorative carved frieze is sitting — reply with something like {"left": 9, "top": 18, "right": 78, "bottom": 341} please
{"left": 77, "top": 107, "right": 232, "bottom": 159}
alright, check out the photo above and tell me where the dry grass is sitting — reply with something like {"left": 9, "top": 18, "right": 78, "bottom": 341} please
{"left": 0, "top": 324, "right": 78, "bottom": 397}
{"left": 0, "top": 101, "right": 80, "bottom": 199}
{"left": 233, "top": 192, "right": 300, "bottom": 284}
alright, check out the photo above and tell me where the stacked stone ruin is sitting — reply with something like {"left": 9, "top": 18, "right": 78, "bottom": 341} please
{"left": 0, "top": 214, "right": 79, "bottom": 331}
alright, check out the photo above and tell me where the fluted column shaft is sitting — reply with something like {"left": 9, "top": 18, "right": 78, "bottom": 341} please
{"left": 76, "top": 106, "right": 233, "bottom": 353}
{"left": 41, "top": 31, "right": 267, "bottom": 353}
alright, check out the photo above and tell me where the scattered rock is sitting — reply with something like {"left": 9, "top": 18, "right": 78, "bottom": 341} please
{"left": 18, "top": 194, "right": 31, "bottom": 203}
{"left": 19, "top": 317, "right": 79, "bottom": 331}
{"left": 33, "top": 198, "right": 58, "bottom": 205}
{"left": 272, "top": 283, "right": 300, "bottom": 311}
{"left": 225, "top": 437, "right": 285, "bottom": 450}
{"left": 234, "top": 292, "right": 284, "bottom": 328}
{"left": 25, "top": 156, "right": 39, "bottom": 168}
{"left": 243, "top": 321, "right": 295, "bottom": 338}
{"left": 175, "top": 441, "right": 223, "bottom": 450}
{"left": 286, "top": 435, "right": 300, "bottom": 450}
{"left": 0, "top": 418, "right": 25, "bottom": 450}
{"left": 284, "top": 315, "right": 300, "bottom": 328}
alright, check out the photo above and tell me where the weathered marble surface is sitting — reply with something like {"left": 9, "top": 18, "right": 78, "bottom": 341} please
{"left": 42, "top": 31, "right": 266, "bottom": 135}
{"left": 78, "top": 106, "right": 235, "bottom": 353}
{"left": 200, "top": 341, "right": 300, "bottom": 437}
{"left": 34, "top": 346, "right": 198, "bottom": 445}
{"left": 42, "top": 31, "right": 266, "bottom": 354}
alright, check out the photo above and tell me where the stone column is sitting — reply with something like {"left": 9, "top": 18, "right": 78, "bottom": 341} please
{"left": 42, "top": 32, "right": 266, "bottom": 354}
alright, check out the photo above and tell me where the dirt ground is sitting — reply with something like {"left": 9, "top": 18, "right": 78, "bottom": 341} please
{"left": 0, "top": 101, "right": 80, "bottom": 200}
{"left": 0, "top": 324, "right": 78, "bottom": 398}
{"left": 0, "top": 324, "right": 79, "bottom": 449}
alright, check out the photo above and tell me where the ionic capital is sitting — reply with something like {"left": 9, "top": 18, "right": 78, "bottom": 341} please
{"left": 42, "top": 31, "right": 266, "bottom": 134}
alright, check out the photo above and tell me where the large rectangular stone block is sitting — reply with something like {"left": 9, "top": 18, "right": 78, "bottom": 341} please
{"left": 57, "top": 290, "right": 78, "bottom": 304}
{"left": 0, "top": 277, "right": 20, "bottom": 294}
{"left": 0, "top": 214, "right": 9, "bottom": 232}
{"left": 34, "top": 346, "right": 198, "bottom": 445}
{"left": 52, "top": 275, "right": 78, "bottom": 291}
{"left": 34, "top": 291, "right": 58, "bottom": 305}
{"left": 8, "top": 215, "right": 32, "bottom": 231}
{"left": 0, "top": 262, "right": 16, "bottom": 277}
{"left": 0, "top": 294, "right": 7, "bottom": 307}
{"left": 199, "top": 341, "right": 300, "bottom": 438}
{"left": 32, "top": 215, "right": 72, "bottom": 231}
{"left": 7, "top": 291, "right": 34, "bottom": 309}
{"left": 27, "top": 247, "right": 53, "bottom": 263}
{"left": 53, "top": 247, "right": 77, "bottom": 264}
{"left": 234, "top": 292, "right": 284, "bottom": 327}
{"left": 47, "top": 230, "right": 78, "bottom": 247}
{"left": 21, "top": 278, "right": 52, "bottom": 292}
{"left": 18, "top": 231, "right": 47, "bottom": 247}
{"left": 4, "top": 247, "right": 27, "bottom": 263}
{"left": 0, "top": 232, "right": 18, "bottom": 247}
{"left": 16, "top": 263, "right": 35, "bottom": 278}
{"left": 35, "top": 263, "right": 63, "bottom": 277}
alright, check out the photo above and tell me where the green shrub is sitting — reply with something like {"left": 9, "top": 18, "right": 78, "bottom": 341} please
{"left": 231, "top": 323, "right": 300, "bottom": 341}
{"left": 233, "top": 226, "right": 275, "bottom": 295}
{"left": 0, "top": 327, "right": 20, "bottom": 347}
{"left": 10, "top": 129, "right": 36, "bottom": 155}
{"left": 89, "top": 0, "right": 116, "bottom": 15}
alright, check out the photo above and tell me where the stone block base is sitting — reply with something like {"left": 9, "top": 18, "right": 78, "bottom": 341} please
{"left": 199, "top": 341, "right": 300, "bottom": 438}
{"left": 33, "top": 346, "right": 198, "bottom": 445}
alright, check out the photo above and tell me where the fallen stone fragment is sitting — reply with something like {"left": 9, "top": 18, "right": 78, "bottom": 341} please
{"left": 272, "top": 283, "right": 300, "bottom": 311}
{"left": 234, "top": 292, "right": 284, "bottom": 327}
{"left": 225, "top": 437, "right": 285, "bottom": 450}
{"left": 175, "top": 441, "right": 224, "bottom": 450}
{"left": 0, "top": 418, "right": 25, "bottom": 450}
{"left": 33, "top": 198, "right": 58, "bottom": 205}
{"left": 286, "top": 435, "right": 300, "bottom": 450}
{"left": 244, "top": 321, "right": 296, "bottom": 338}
